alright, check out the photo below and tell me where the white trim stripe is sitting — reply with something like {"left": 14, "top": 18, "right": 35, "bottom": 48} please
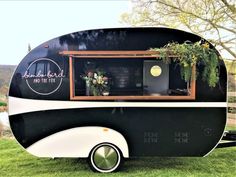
{"left": 8, "top": 96, "right": 227, "bottom": 116}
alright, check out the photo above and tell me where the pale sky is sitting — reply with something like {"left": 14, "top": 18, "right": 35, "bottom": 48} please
{"left": 0, "top": 1, "right": 234, "bottom": 66}
{"left": 0, "top": 0, "right": 131, "bottom": 65}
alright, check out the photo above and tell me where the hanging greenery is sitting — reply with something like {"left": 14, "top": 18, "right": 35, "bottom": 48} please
{"left": 150, "top": 40, "right": 221, "bottom": 87}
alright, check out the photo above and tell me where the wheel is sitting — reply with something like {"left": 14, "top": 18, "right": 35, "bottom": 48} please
{"left": 89, "top": 143, "right": 122, "bottom": 173}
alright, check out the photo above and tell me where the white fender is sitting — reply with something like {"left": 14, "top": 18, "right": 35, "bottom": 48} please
{"left": 26, "top": 127, "right": 129, "bottom": 158}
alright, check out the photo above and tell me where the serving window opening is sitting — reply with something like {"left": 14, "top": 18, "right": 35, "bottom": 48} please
{"left": 61, "top": 51, "right": 196, "bottom": 100}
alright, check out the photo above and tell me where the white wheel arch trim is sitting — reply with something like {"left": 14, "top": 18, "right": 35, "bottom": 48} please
{"left": 26, "top": 126, "right": 129, "bottom": 158}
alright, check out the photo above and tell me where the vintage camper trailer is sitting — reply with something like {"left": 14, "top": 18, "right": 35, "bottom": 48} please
{"left": 8, "top": 28, "right": 227, "bottom": 172}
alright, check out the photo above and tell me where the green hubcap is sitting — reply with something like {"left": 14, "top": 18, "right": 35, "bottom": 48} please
{"left": 93, "top": 145, "right": 118, "bottom": 170}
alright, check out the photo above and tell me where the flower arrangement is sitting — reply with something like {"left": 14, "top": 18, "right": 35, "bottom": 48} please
{"left": 150, "top": 40, "right": 220, "bottom": 87}
{"left": 81, "top": 70, "right": 109, "bottom": 96}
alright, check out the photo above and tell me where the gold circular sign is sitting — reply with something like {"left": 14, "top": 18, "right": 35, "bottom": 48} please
{"left": 150, "top": 65, "right": 162, "bottom": 77}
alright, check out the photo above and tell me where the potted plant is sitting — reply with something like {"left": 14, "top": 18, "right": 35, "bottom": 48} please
{"left": 81, "top": 69, "right": 110, "bottom": 96}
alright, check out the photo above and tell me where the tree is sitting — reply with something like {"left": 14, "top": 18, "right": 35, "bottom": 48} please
{"left": 28, "top": 43, "right": 31, "bottom": 53}
{"left": 122, "top": 0, "right": 236, "bottom": 59}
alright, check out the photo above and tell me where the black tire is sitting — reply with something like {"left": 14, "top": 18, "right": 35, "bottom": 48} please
{"left": 88, "top": 143, "right": 122, "bottom": 173}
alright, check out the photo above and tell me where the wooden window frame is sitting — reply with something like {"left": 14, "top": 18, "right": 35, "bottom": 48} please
{"left": 60, "top": 51, "right": 196, "bottom": 101}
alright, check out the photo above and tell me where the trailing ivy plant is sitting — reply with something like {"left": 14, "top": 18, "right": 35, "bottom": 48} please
{"left": 150, "top": 40, "right": 221, "bottom": 87}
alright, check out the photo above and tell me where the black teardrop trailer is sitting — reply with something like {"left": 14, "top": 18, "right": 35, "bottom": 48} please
{"left": 9, "top": 28, "right": 229, "bottom": 172}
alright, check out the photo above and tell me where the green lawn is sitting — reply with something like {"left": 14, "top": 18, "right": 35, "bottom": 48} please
{"left": 226, "top": 126, "right": 236, "bottom": 131}
{"left": 0, "top": 139, "right": 235, "bottom": 177}
{"left": 0, "top": 101, "right": 7, "bottom": 106}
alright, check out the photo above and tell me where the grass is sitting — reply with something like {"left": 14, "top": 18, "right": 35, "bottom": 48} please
{"left": 0, "top": 102, "right": 7, "bottom": 106}
{"left": 0, "top": 138, "right": 235, "bottom": 177}
{"left": 226, "top": 126, "right": 236, "bottom": 131}
{"left": 228, "top": 97, "right": 236, "bottom": 103}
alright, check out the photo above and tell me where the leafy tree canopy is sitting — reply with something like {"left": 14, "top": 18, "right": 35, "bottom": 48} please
{"left": 122, "top": 0, "right": 236, "bottom": 59}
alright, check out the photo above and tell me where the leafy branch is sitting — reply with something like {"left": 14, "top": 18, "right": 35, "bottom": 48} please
{"left": 151, "top": 40, "right": 220, "bottom": 87}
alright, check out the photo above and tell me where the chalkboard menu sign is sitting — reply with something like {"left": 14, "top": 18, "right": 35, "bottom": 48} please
{"left": 109, "top": 66, "right": 130, "bottom": 88}
{"left": 104, "top": 59, "right": 143, "bottom": 95}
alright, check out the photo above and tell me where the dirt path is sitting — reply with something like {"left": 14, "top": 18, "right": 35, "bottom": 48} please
{"left": 0, "top": 106, "right": 7, "bottom": 112}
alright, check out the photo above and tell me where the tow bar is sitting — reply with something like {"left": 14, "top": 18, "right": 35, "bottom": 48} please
{"left": 216, "top": 130, "right": 236, "bottom": 148}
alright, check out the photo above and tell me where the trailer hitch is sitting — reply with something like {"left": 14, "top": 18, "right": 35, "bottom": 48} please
{"left": 216, "top": 130, "right": 236, "bottom": 148}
